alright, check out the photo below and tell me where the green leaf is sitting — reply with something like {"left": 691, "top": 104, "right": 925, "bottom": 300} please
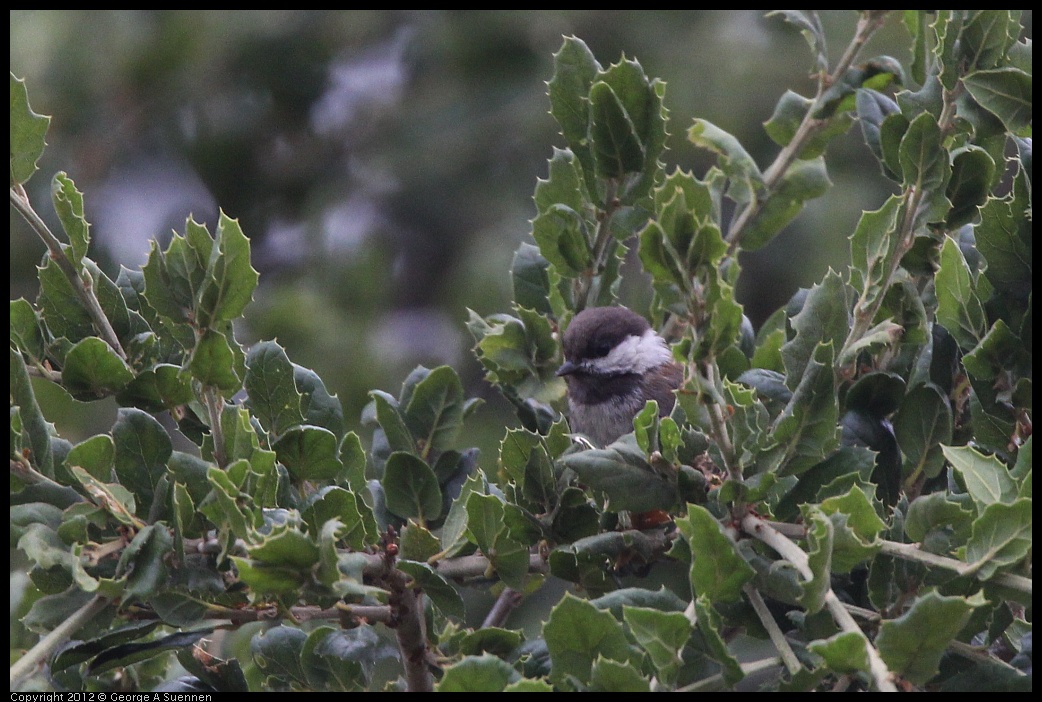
{"left": 856, "top": 89, "right": 901, "bottom": 176}
{"left": 87, "top": 627, "right": 213, "bottom": 676}
{"left": 51, "top": 621, "right": 161, "bottom": 672}
{"left": 975, "top": 193, "right": 1031, "bottom": 303}
{"left": 622, "top": 606, "right": 690, "bottom": 685}
{"left": 693, "top": 593, "right": 744, "bottom": 686}
{"left": 50, "top": 172, "right": 90, "bottom": 267}
{"left": 396, "top": 560, "right": 465, "bottom": 620}
{"left": 589, "top": 80, "right": 644, "bottom": 179}
{"left": 935, "top": 236, "right": 986, "bottom": 351}
{"left": 65, "top": 434, "right": 115, "bottom": 482}
{"left": 273, "top": 425, "right": 344, "bottom": 482}
{"left": 10, "top": 298, "right": 45, "bottom": 361}
{"left": 62, "top": 336, "right": 134, "bottom": 400}
{"left": 946, "top": 146, "right": 996, "bottom": 228}
{"left": 876, "top": 591, "right": 985, "bottom": 685}
{"left": 555, "top": 435, "right": 676, "bottom": 513}
{"left": 960, "top": 498, "right": 1032, "bottom": 580}
{"left": 437, "top": 654, "right": 520, "bottom": 692}
{"left": 548, "top": 37, "right": 600, "bottom": 177}
{"left": 942, "top": 444, "right": 1017, "bottom": 513}
{"left": 963, "top": 68, "right": 1032, "bottom": 133}
{"left": 10, "top": 347, "right": 54, "bottom": 475}
{"left": 248, "top": 524, "right": 321, "bottom": 571}
{"left": 893, "top": 384, "right": 953, "bottom": 482}
{"left": 117, "top": 523, "right": 172, "bottom": 602}
{"left": 112, "top": 408, "right": 173, "bottom": 516}
{"left": 798, "top": 509, "right": 833, "bottom": 614}
{"left": 188, "top": 328, "right": 241, "bottom": 393}
{"left": 589, "top": 657, "right": 651, "bottom": 692}
{"left": 403, "top": 365, "right": 465, "bottom": 457}
{"left": 807, "top": 631, "right": 870, "bottom": 675}
{"left": 251, "top": 625, "right": 309, "bottom": 688}
{"left": 302, "top": 487, "right": 370, "bottom": 550}
{"left": 37, "top": 256, "right": 94, "bottom": 343}
{"left": 245, "top": 340, "right": 304, "bottom": 436}
{"left": 544, "top": 593, "right": 638, "bottom": 688}
{"left": 300, "top": 625, "right": 389, "bottom": 692}
{"left": 781, "top": 270, "right": 849, "bottom": 390}
{"left": 848, "top": 195, "right": 903, "bottom": 308}
{"left": 531, "top": 204, "right": 590, "bottom": 276}
{"left": 10, "top": 72, "right": 51, "bottom": 185}
{"left": 768, "top": 11, "right": 828, "bottom": 73}
{"left": 741, "top": 157, "right": 832, "bottom": 251}
{"left": 195, "top": 212, "right": 259, "bottom": 327}
{"left": 772, "top": 342, "right": 840, "bottom": 476}
{"left": 511, "top": 242, "right": 553, "bottom": 315}
{"left": 382, "top": 451, "right": 442, "bottom": 522}
{"left": 688, "top": 119, "right": 763, "bottom": 206}
{"left": 904, "top": 491, "right": 974, "bottom": 544}
{"left": 675, "top": 504, "right": 754, "bottom": 602}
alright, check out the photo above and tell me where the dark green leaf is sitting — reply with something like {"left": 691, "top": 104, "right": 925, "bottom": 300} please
{"left": 88, "top": 627, "right": 213, "bottom": 675}
{"left": 11, "top": 346, "right": 55, "bottom": 475}
{"left": 382, "top": 451, "right": 441, "bottom": 522}
{"left": 65, "top": 434, "right": 115, "bottom": 482}
{"left": 437, "top": 654, "right": 521, "bottom": 692}
{"left": 556, "top": 435, "right": 676, "bottom": 512}
{"left": 112, "top": 408, "right": 173, "bottom": 515}
{"left": 50, "top": 172, "right": 89, "bottom": 266}
{"left": 961, "top": 498, "right": 1032, "bottom": 580}
{"left": 548, "top": 37, "right": 600, "bottom": 176}
{"left": 544, "top": 593, "right": 638, "bottom": 688}
{"left": 942, "top": 444, "right": 1017, "bottom": 512}
{"left": 51, "top": 620, "right": 161, "bottom": 672}
{"left": 188, "top": 328, "right": 241, "bottom": 393}
{"left": 62, "top": 337, "right": 134, "bottom": 400}
{"left": 742, "top": 157, "right": 832, "bottom": 251}
{"left": 396, "top": 560, "right": 465, "bottom": 620}
{"left": 935, "top": 237, "right": 986, "bottom": 351}
{"left": 894, "top": 384, "right": 953, "bottom": 482}
{"left": 963, "top": 68, "right": 1032, "bottom": 133}
{"left": 623, "top": 606, "right": 690, "bottom": 685}
{"left": 403, "top": 365, "right": 465, "bottom": 457}
{"left": 37, "top": 257, "right": 93, "bottom": 343}
{"left": 251, "top": 625, "right": 309, "bottom": 688}
{"left": 511, "top": 242, "right": 553, "bottom": 315}
{"left": 245, "top": 340, "right": 304, "bottom": 436}
{"left": 273, "top": 425, "right": 343, "bottom": 482}
{"left": 807, "top": 631, "right": 870, "bottom": 675}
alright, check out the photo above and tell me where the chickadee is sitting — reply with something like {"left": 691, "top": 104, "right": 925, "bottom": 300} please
{"left": 556, "top": 306, "right": 684, "bottom": 446}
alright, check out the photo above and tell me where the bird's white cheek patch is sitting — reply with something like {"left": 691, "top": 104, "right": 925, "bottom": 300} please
{"left": 596, "top": 329, "right": 673, "bottom": 374}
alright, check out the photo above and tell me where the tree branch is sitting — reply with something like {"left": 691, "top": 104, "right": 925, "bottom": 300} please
{"left": 10, "top": 595, "right": 110, "bottom": 689}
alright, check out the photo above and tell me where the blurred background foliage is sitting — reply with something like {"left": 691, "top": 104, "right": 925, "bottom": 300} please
{"left": 10, "top": 10, "right": 1030, "bottom": 459}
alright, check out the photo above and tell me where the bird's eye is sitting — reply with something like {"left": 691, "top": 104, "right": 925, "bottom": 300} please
{"left": 591, "top": 341, "right": 612, "bottom": 358}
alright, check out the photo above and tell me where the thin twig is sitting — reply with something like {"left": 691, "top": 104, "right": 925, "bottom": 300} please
{"left": 743, "top": 583, "right": 802, "bottom": 676}
{"left": 482, "top": 587, "right": 524, "bottom": 629}
{"left": 742, "top": 513, "right": 897, "bottom": 692}
{"left": 10, "top": 595, "right": 109, "bottom": 688}
{"left": 10, "top": 185, "right": 127, "bottom": 360}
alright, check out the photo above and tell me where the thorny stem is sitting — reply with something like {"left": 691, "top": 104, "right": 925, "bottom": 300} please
{"left": 743, "top": 513, "right": 898, "bottom": 692}
{"left": 726, "top": 11, "right": 891, "bottom": 255}
{"left": 10, "top": 185, "right": 127, "bottom": 361}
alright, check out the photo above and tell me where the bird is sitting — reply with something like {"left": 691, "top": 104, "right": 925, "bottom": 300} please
{"left": 556, "top": 306, "right": 684, "bottom": 446}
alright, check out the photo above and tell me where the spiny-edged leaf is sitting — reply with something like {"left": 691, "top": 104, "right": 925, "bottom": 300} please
{"left": 693, "top": 593, "right": 744, "bottom": 686}
{"left": 544, "top": 592, "right": 639, "bottom": 688}
{"left": 10, "top": 298, "right": 45, "bottom": 361}
{"left": 676, "top": 504, "right": 754, "bottom": 602}
{"left": 904, "top": 491, "right": 974, "bottom": 544}
{"left": 942, "top": 444, "right": 1017, "bottom": 513}
{"left": 438, "top": 469, "right": 492, "bottom": 558}
{"left": 195, "top": 212, "right": 258, "bottom": 327}
{"left": 10, "top": 72, "right": 51, "bottom": 185}
{"left": 781, "top": 270, "right": 849, "bottom": 390}
{"left": 403, "top": 365, "right": 465, "bottom": 458}
{"left": 65, "top": 434, "right": 115, "bottom": 482}
{"left": 531, "top": 204, "right": 590, "bottom": 276}
{"left": 936, "top": 237, "right": 987, "bottom": 351}
{"left": 772, "top": 342, "right": 840, "bottom": 476}
{"left": 807, "top": 631, "right": 870, "bottom": 675}
{"left": 382, "top": 451, "right": 441, "bottom": 522}
{"left": 589, "top": 657, "right": 650, "bottom": 692}
{"left": 960, "top": 498, "right": 1032, "bottom": 580}
{"left": 245, "top": 340, "right": 304, "bottom": 436}
{"left": 302, "top": 486, "right": 370, "bottom": 550}
{"left": 399, "top": 521, "right": 441, "bottom": 562}
{"left": 555, "top": 434, "right": 676, "bottom": 513}
{"left": 37, "top": 256, "right": 93, "bottom": 343}
{"left": 251, "top": 625, "right": 309, "bottom": 688}
{"left": 61, "top": 337, "right": 134, "bottom": 401}
{"left": 511, "top": 242, "right": 553, "bottom": 316}
{"left": 51, "top": 172, "right": 90, "bottom": 267}
{"left": 17, "top": 522, "right": 99, "bottom": 592}
{"left": 187, "top": 327, "right": 241, "bottom": 393}
{"left": 548, "top": 37, "right": 600, "bottom": 171}
{"left": 946, "top": 146, "right": 996, "bottom": 228}
{"left": 876, "top": 590, "right": 986, "bottom": 685}
{"left": 455, "top": 628, "right": 524, "bottom": 659}
{"left": 768, "top": 11, "right": 828, "bottom": 73}
{"left": 622, "top": 606, "right": 690, "bottom": 685}
{"left": 11, "top": 347, "right": 54, "bottom": 476}
{"left": 116, "top": 523, "right": 172, "bottom": 602}
{"left": 273, "top": 425, "right": 344, "bottom": 482}
{"left": 894, "top": 384, "right": 953, "bottom": 483}
{"left": 741, "top": 157, "right": 832, "bottom": 251}
{"left": 688, "top": 119, "right": 763, "bottom": 206}
{"left": 798, "top": 508, "right": 833, "bottom": 614}
{"left": 69, "top": 465, "right": 139, "bottom": 527}
{"left": 437, "top": 653, "right": 521, "bottom": 692}
{"left": 396, "top": 560, "right": 465, "bottom": 620}
{"left": 300, "top": 624, "right": 389, "bottom": 692}
{"left": 112, "top": 408, "right": 173, "bottom": 516}
{"left": 898, "top": 112, "right": 951, "bottom": 224}
{"left": 848, "top": 195, "right": 903, "bottom": 306}
{"left": 963, "top": 67, "right": 1032, "bottom": 134}
{"left": 857, "top": 89, "right": 901, "bottom": 175}
{"left": 975, "top": 192, "right": 1031, "bottom": 303}
{"left": 534, "top": 146, "right": 586, "bottom": 216}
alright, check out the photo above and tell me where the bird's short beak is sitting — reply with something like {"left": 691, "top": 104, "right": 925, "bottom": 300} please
{"left": 556, "top": 360, "right": 579, "bottom": 377}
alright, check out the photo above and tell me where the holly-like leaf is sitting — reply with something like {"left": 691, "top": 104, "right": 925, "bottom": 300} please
{"left": 382, "top": 451, "right": 442, "bottom": 522}
{"left": 245, "top": 340, "right": 304, "bottom": 436}
{"left": 960, "top": 498, "right": 1032, "bottom": 580}
{"left": 544, "top": 593, "right": 639, "bottom": 688}
{"left": 10, "top": 72, "right": 51, "bottom": 185}
{"left": 676, "top": 504, "right": 754, "bottom": 602}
